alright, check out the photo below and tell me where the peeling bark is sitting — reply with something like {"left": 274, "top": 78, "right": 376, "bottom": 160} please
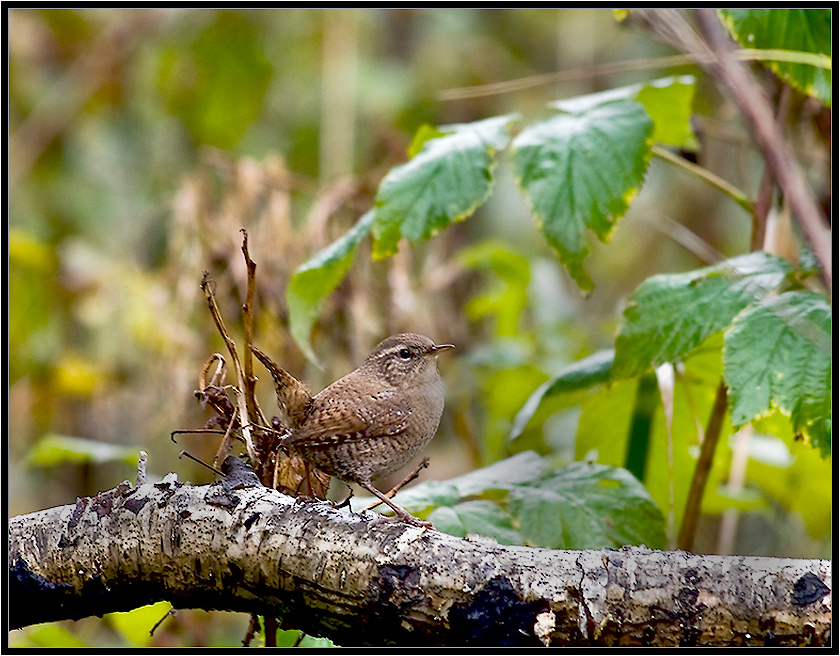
{"left": 8, "top": 464, "right": 831, "bottom": 646}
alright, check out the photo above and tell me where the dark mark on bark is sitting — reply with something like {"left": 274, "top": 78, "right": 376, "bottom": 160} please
{"left": 448, "top": 575, "right": 547, "bottom": 647}
{"left": 122, "top": 495, "right": 149, "bottom": 515}
{"left": 791, "top": 572, "right": 829, "bottom": 606}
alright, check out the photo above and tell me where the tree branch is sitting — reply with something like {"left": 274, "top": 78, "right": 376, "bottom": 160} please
{"left": 8, "top": 461, "right": 830, "bottom": 647}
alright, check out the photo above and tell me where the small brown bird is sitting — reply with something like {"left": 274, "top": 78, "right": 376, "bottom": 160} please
{"left": 252, "top": 333, "right": 453, "bottom": 526}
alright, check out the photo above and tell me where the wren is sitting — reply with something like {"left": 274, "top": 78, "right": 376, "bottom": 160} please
{"left": 252, "top": 333, "right": 453, "bottom": 527}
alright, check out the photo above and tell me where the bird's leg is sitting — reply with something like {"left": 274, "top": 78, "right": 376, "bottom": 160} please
{"left": 359, "top": 458, "right": 429, "bottom": 512}
{"left": 335, "top": 484, "right": 354, "bottom": 509}
{"left": 357, "top": 479, "right": 434, "bottom": 529}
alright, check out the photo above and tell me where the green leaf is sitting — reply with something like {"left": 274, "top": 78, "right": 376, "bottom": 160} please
{"left": 613, "top": 252, "right": 793, "bottom": 378}
{"left": 636, "top": 76, "right": 697, "bottom": 149}
{"left": 356, "top": 453, "right": 664, "bottom": 549}
{"left": 552, "top": 75, "right": 697, "bottom": 149}
{"left": 723, "top": 291, "right": 830, "bottom": 455}
{"left": 372, "top": 114, "right": 517, "bottom": 259}
{"left": 286, "top": 211, "right": 375, "bottom": 363}
{"left": 427, "top": 500, "right": 524, "bottom": 545}
{"left": 10, "top": 625, "right": 88, "bottom": 648}
{"left": 508, "top": 462, "right": 666, "bottom": 549}
{"left": 745, "top": 431, "right": 832, "bottom": 538}
{"left": 575, "top": 378, "right": 639, "bottom": 465}
{"left": 407, "top": 124, "right": 447, "bottom": 158}
{"left": 108, "top": 602, "right": 172, "bottom": 647}
{"left": 359, "top": 450, "right": 548, "bottom": 514}
{"left": 27, "top": 434, "right": 140, "bottom": 468}
{"left": 720, "top": 8, "right": 831, "bottom": 104}
{"left": 509, "top": 349, "right": 614, "bottom": 440}
{"left": 512, "top": 99, "right": 653, "bottom": 290}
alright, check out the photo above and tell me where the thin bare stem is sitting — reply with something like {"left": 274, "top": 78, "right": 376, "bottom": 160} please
{"left": 652, "top": 145, "right": 753, "bottom": 212}
{"left": 360, "top": 458, "right": 430, "bottom": 512}
{"left": 438, "top": 54, "right": 695, "bottom": 100}
{"left": 240, "top": 229, "right": 263, "bottom": 427}
{"left": 179, "top": 450, "right": 225, "bottom": 477}
{"left": 437, "top": 49, "right": 827, "bottom": 102}
{"left": 677, "top": 380, "right": 728, "bottom": 551}
{"left": 200, "top": 274, "right": 256, "bottom": 463}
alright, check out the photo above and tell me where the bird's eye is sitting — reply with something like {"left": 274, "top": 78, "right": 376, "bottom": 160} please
{"left": 398, "top": 348, "right": 411, "bottom": 359}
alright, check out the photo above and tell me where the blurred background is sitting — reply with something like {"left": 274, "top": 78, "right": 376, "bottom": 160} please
{"left": 8, "top": 8, "right": 830, "bottom": 648}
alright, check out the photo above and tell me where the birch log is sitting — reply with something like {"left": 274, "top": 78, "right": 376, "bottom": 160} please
{"left": 8, "top": 461, "right": 830, "bottom": 646}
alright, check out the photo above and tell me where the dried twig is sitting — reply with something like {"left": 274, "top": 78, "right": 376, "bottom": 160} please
{"left": 360, "top": 457, "right": 430, "bottom": 512}
{"left": 200, "top": 274, "right": 256, "bottom": 463}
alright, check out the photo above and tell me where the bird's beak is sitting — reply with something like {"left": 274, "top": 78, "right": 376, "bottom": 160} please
{"left": 429, "top": 343, "right": 455, "bottom": 355}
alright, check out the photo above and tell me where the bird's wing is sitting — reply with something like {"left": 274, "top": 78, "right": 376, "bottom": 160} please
{"left": 285, "top": 388, "right": 410, "bottom": 448}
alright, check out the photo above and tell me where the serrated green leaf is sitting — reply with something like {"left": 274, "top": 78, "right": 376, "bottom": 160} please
{"left": 552, "top": 75, "right": 697, "bottom": 149}
{"left": 286, "top": 211, "right": 374, "bottom": 363}
{"left": 723, "top": 291, "right": 830, "bottom": 455}
{"left": 372, "top": 114, "right": 517, "bottom": 259}
{"left": 512, "top": 99, "right": 653, "bottom": 290}
{"left": 720, "top": 8, "right": 831, "bottom": 104}
{"left": 27, "top": 434, "right": 140, "bottom": 468}
{"left": 613, "top": 252, "right": 793, "bottom": 378}
{"left": 355, "top": 453, "right": 664, "bottom": 549}
{"left": 358, "top": 450, "right": 548, "bottom": 514}
{"left": 427, "top": 500, "right": 524, "bottom": 545}
{"left": 509, "top": 349, "right": 614, "bottom": 440}
{"left": 508, "top": 462, "right": 666, "bottom": 549}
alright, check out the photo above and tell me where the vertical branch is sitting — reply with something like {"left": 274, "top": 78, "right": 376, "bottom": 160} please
{"left": 634, "top": 8, "right": 830, "bottom": 292}
{"left": 200, "top": 273, "right": 256, "bottom": 464}
{"left": 677, "top": 380, "right": 728, "bottom": 551}
{"left": 750, "top": 83, "right": 791, "bottom": 252}
{"left": 240, "top": 229, "right": 264, "bottom": 426}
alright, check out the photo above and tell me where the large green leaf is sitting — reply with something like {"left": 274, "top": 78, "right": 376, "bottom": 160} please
{"left": 507, "top": 462, "right": 666, "bottom": 550}
{"left": 613, "top": 252, "right": 793, "bottom": 378}
{"left": 575, "top": 378, "right": 639, "bottom": 467}
{"left": 552, "top": 75, "right": 696, "bottom": 148}
{"left": 720, "top": 8, "right": 831, "bottom": 105}
{"left": 723, "top": 290, "right": 831, "bottom": 455}
{"left": 372, "top": 114, "right": 517, "bottom": 259}
{"left": 427, "top": 500, "right": 524, "bottom": 546}
{"left": 512, "top": 99, "right": 653, "bottom": 290}
{"left": 509, "top": 349, "right": 614, "bottom": 440}
{"left": 358, "top": 450, "right": 547, "bottom": 515}
{"left": 286, "top": 211, "right": 375, "bottom": 363}
{"left": 353, "top": 452, "right": 665, "bottom": 550}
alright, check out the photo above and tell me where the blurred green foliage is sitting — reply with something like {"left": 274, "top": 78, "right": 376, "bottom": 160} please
{"left": 8, "top": 7, "right": 831, "bottom": 648}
